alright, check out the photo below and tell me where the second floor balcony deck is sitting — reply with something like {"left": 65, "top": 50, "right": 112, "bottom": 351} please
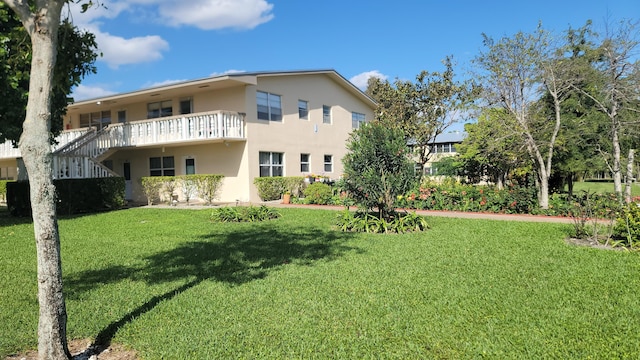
{"left": 0, "top": 110, "right": 245, "bottom": 160}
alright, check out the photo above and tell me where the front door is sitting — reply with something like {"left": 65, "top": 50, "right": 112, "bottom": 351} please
{"left": 123, "top": 162, "right": 132, "bottom": 200}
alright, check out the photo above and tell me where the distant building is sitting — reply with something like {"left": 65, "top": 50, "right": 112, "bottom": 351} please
{"left": 423, "top": 131, "right": 466, "bottom": 175}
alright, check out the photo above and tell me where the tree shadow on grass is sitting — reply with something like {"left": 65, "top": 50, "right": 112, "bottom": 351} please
{"left": 65, "top": 222, "right": 359, "bottom": 356}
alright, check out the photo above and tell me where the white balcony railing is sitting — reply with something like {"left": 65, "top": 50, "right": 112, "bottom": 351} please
{"left": 0, "top": 128, "right": 90, "bottom": 159}
{"left": 57, "top": 110, "right": 244, "bottom": 159}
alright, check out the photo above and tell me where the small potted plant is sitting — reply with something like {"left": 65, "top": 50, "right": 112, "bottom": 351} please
{"left": 282, "top": 191, "right": 291, "bottom": 204}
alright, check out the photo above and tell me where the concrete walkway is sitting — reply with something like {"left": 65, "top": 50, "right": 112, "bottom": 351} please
{"left": 144, "top": 200, "right": 578, "bottom": 224}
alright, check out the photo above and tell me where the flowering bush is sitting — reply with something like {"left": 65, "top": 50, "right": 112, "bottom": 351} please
{"left": 396, "top": 179, "right": 538, "bottom": 214}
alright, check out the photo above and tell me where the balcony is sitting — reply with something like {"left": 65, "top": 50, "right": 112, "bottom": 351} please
{"left": 1, "top": 110, "right": 245, "bottom": 160}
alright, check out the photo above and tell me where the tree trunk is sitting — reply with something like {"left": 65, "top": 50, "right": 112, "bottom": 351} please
{"left": 11, "top": 1, "right": 70, "bottom": 359}
{"left": 625, "top": 149, "right": 635, "bottom": 203}
{"left": 612, "top": 122, "right": 623, "bottom": 199}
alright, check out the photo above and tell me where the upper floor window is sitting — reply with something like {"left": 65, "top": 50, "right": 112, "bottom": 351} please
{"left": 257, "top": 91, "right": 282, "bottom": 121}
{"left": 352, "top": 112, "right": 365, "bottom": 129}
{"left": 259, "top": 151, "right": 283, "bottom": 177}
{"left": 298, "top": 100, "right": 309, "bottom": 120}
{"left": 322, "top": 105, "right": 331, "bottom": 124}
{"left": 180, "top": 97, "right": 193, "bottom": 115}
{"left": 80, "top": 111, "right": 111, "bottom": 130}
{"left": 117, "top": 110, "right": 126, "bottom": 123}
{"left": 148, "top": 100, "right": 172, "bottom": 119}
{"left": 149, "top": 156, "right": 175, "bottom": 176}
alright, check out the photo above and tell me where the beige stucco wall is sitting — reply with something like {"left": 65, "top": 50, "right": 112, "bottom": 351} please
{"left": 0, "top": 159, "right": 18, "bottom": 180}
{"left": 244, "top": 74, "right": 375, "bottom": 201}
{"left": 103, "top": 141, "right": 249, "bottom": 203}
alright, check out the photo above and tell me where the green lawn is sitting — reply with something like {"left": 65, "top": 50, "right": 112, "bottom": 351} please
{"left": 2, "top": 207, "right": 640, "bottom": 359}
{"left": 568, "top": 181, "right": 640, "bottom": 196}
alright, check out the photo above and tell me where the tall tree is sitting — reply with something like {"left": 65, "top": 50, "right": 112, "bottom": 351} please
{"left": 570, "top": 20, "right": 639, "bottom": 200}
{"left": 1, "top": 1, "right": 96, "bottom": 359}
{"left": 366, "top": 57, "right": 477, "bottom": 172}
{"left": 474, "top": 25, "right": 573, "bottom": 209}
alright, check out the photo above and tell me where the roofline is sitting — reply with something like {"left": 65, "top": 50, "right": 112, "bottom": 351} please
{"left": 71, "top": 69, "right": 378, "bottom": 109}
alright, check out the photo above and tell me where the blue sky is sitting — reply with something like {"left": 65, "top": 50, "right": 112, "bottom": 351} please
{"left": 69, "top": 0, "right": 639, "bottom": 102}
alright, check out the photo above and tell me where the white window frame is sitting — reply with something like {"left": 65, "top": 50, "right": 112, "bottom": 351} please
{"left": 300, "top": 153, "right": 310, "bottom": 172}
{"left": 259, "top": 151, "right": 284, "bottom": 177}
{"left": 149, "top": 156, "right": 175, "bottom": 176}
{"left": 80, "top": 111, "right": 111, "bottom": 130}
{"left": 257, "top": 91, "right": 283, "bottom": 121}
{"left": 323, "top": 154, "right": 333, "bottom": 173}
{"left": 298, "top": 99, "right": 309, "bottom": 120}
{"left": 352, "top": 112, "right": 365, "bottom": 129}
{"left": 148, "top": 100, "right": 173, "bottom": 119}
{"left": 322, "top": 105, "right": 332, "bottom": 124}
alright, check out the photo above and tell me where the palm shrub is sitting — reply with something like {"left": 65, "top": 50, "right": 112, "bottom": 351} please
{"left": 342, "top": 122, "right": 418, "bottom": 220}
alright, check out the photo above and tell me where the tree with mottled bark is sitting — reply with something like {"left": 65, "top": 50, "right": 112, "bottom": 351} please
{"left": 474, "top": 25, "right": 573, "bottom": 209}
{"left": 569, "top": 20, "right": 639, "bottom": 201}
{"left": 0, "top": 1, "right": 95, "bottom": 359}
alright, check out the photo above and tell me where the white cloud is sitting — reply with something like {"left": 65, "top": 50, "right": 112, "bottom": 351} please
{"left": 144, "top": 79, "right": 188, "bottom": 88}
{"left": 68, "top": 2, "right": 170, "bottom": 69}
{"left": 155, "top": 0, "right": 274, "bottom": 30}
{"left": 349, "top": 70, "right": 388, "bottom": 90}
{"left": 71, "top": 84, "right": 117, "bottom": 101}
{"left": 210, "top": 69, "right": 245, "bottom": 76}
{"left": 97, "top": 31, "right": 169, "bottom": 69}
{"left": 65, "top": 0, "right": 273, "bottom": 69}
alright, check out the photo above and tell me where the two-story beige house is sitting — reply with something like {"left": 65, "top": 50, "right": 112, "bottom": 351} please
{"left": 0, "top": 70, "right": 376, "bottom": 203}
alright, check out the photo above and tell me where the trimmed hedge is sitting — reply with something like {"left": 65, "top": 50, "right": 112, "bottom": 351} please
{"left": 253, "top": 176, "right": 306, "bottom": 201}
{"left": 7, "top": 177, "right": 126, "bottom": 217}
{"left": 140, "top": 174, "right": 225, "bottom": 205}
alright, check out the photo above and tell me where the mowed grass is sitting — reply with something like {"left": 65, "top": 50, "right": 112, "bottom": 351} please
{"left": 568, "top": 181, "right": 640, "bottom": 196}
{"left": 1, "top": 207, "right": 640, "bottom": 359}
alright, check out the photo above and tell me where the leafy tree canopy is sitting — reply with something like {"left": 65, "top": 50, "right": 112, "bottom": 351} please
{"left": 0, "top": 2, "right": 98, "bottom": 144}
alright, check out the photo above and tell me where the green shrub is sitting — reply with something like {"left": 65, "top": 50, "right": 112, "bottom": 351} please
{"left": 254, "top": 177, "right": 287, "bottom": 201}
{"left": 342, "top": 122, "right": 418, "bottom": 220}
{"left": 192, "top": 174, "right": 224, "bottom": 204}
{"left": 336, "top": 210, "right": 429, "bottom": 234}
{"left": 7, "top": 178, "right": 125, "bottom": 216}
{"left": 303, "top": 182, "right": 333, "bottom": 205}
{"left": 210, "top": 205, "right": 281, "bottom": 222}
{"left": 0, "top": 180, "right": 12, "bottom": 203}
{"left": 613, "top": 201, "right": 640, "bottom": 248}
{"left": 177, "top": 175, "right": 197, "bottom": 203}
{"left": 140, "top": 177, "right": 165, "bottom": 205}
{"left": 284, "top": 177, "right": 306, "bottom": 196}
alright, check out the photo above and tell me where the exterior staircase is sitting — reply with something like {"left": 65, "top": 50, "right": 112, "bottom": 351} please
{"left": 14, "top": 110, "right": 245, "bottom": 181}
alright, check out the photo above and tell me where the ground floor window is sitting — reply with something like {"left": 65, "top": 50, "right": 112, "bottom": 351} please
{"left": 300, "top": 153, "right": 310, "bottom": 172}
{"left": 150, "top": 156, "right": 175, "bottom": 176}
{"left": 259, "top": 151, "right": 283, "bottom": 177}
{"left": 185, "top": 158, "right": 196, "bottom": 174}
{"left": 324, "top": 154, "right": 333, "bottom": 172}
